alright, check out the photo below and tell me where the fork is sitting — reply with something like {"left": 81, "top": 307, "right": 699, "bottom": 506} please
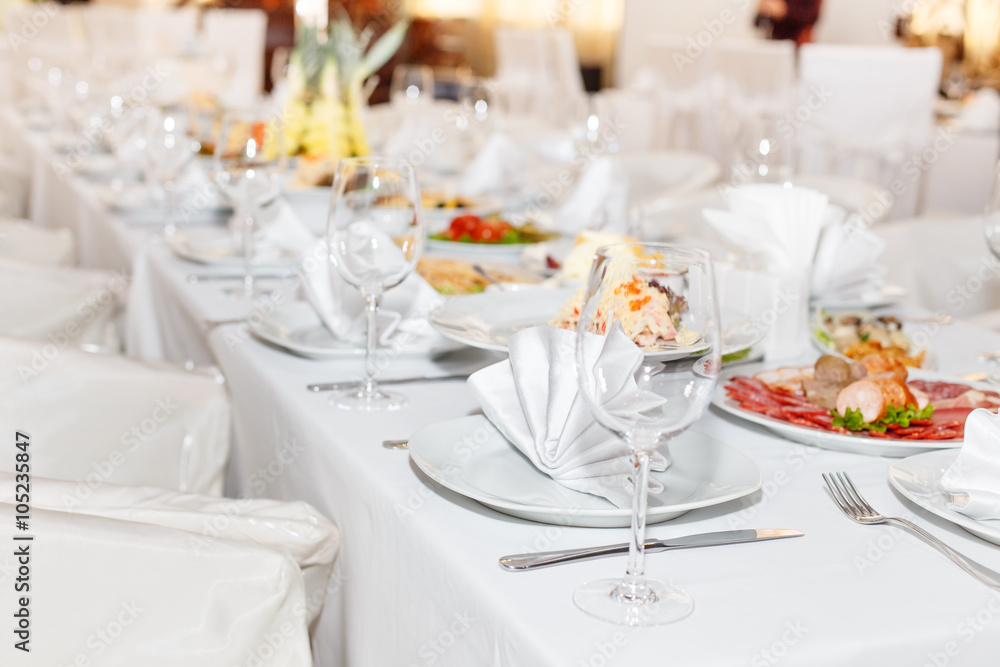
{"left": 822, "top": 472, "right": 1000, "bottom": 589}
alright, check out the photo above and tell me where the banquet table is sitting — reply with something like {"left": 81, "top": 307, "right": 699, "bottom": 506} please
{"left": 7, "top": 107, "right": 1000, "bottom": 667}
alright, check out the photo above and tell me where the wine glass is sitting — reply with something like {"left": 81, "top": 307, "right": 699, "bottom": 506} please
{"left": 574, "top": 243, "right": 722, "bottom": 626}
{"left": 390, "top": 65, "right": 435, "bottom": 107}
{"left": 212, "top": 109, "right": 286, "bottom": 299}
{"left": 146, "top": 104, "right": 199, "bottom": 239}
{"left": 729, "top": 114, "right": 793, "bottom": 187}
{"left": 980, "top": 161, "right": 1000, "bottom": 364}
{"left": 326, "top": 157, "right": 423, "bottom": 411}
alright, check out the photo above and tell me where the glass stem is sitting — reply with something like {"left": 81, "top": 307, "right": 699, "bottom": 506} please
{"left": 242, "top": 206, "right": 255, "bottom": 300}
{"left": 164, "top": 178, "right": 177, "bottom": 239}
{"left": 619, "top": 450, "right": 652, "bottom": 603}
{"left": 363, "top": 292, "right": 380, "bottom": 396}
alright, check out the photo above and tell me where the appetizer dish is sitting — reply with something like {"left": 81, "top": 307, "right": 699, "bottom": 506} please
{"left": 551, "top": 231, "right": 638, "bottom": 281}
{"left": 725, "top": 353, "right": 1000, "bottom": 441}
{"left": 551, "top": 259, "right": 694, "bottom": 348}
{"left": 416, "top": 258, "right": 541, "bottom": 295}
{"left": 430, "top": 215, "right": 557, "bottom": 245}
{"left": 813, "top": 310, "right": 926, "bottom": 367}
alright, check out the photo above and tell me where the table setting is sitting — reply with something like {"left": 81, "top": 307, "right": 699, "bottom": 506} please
{"left": 7, "top": 8, "right": 1000, "bottom": 666}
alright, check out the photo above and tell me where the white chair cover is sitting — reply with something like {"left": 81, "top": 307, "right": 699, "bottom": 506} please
{"left": 492, "top": 26, "right": 586, "bottom": 123}
{"left": 633, "top": 34, "right": 720, "bottom": 157}
{"left": 201, "top": 9, "right": 267, "bottom": 107}
{"left": 0, "top": 257, "right": 120, "bottom": 348}
{"left": 0, "top": 472, "right": 339, "bottom": 629}
{"left": 0, "top": 155, "right": 29, "bottom": 218}
{"left": 0, "top": 336, "right": 231, "bottom": 494}
{"left": 797, "top": 45, "right": 942, "bottom": 219}
{"left": 0, "top": 218, "right": 75, "bottom": 266}
{"left": 0, "top": 477, "right": 323, "bottom": 666}
{"left": 714, "top": 39, "right": 796, "bottom": 164}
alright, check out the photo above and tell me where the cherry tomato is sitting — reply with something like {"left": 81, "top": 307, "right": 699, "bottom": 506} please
{"left": 448, "top": 215, "right": 482, "bottom": 240}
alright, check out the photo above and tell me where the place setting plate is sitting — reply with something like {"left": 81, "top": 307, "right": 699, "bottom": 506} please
{"left": 711, "top": 363, "right": 993, "bottom": 457}
{"left": 888, "top": 450, "right": 1000, "bottom": 546}
{"left": 249, "top": 301, "right": 464, "bottom": 359}
{"left": 408, "top": 414, "right": 763, "bottom": 528}
{"left": 428, "top": 287, "right": 766, "bottom": 361}
{"left": 168, "top": 228, "right": 301, "bottom": 270}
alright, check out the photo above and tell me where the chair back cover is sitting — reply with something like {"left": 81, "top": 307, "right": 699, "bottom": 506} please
{"left": 0, "top": 258, "right": 120, "bottom": 348}
{"left": 797, "top": 45, "right": 942, "bottom": 218}
{"left": 0, "top": 336, "right": 231, "bottom": 494}
{"left": 0, "top": 483, "right": 317, "bottom": 666}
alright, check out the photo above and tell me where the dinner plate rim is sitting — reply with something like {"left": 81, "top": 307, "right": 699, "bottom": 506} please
{"left": 428, "top": 288, "right": 767, "bottom": 359}
{"left": 249, "top": 300, "right": 463, "bottom": 359}
{"left": 408, "top": 414, "right": 763, "bottom": 527}
{"left": 168, "top": 228, "right": 301, "bottom": 269}
{"left": 888, "top": 449, "right": 1000, "bottom": 545}
{"left": 712, "top": 363, "right": 985, "bottom": 457}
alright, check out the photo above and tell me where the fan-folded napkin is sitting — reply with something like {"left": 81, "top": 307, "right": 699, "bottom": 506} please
{"left": 468, "top": 325, "right": 667, "bottom": 508}
{"left": 299, "top": 228, "right": 440, "bottom": 344}
{"left": 811, "top": 217, "right": 888, "bottom": 302}
{"left": 556, "top": 157, "right": 630, "bottom": 235}
{"left": 942, "top": 409, "right": 1000, "bottom": 520}
{"left": 458, "top": 132, "right": 527, "bottom": 196}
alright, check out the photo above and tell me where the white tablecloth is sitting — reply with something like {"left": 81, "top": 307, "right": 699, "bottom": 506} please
{"left": 8, "top": 106, "right": 1000, "bottom": 667}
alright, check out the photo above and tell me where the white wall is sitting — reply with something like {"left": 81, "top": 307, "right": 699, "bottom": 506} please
{"left": 617, "top": 0, "right": 904, "bottom": 86}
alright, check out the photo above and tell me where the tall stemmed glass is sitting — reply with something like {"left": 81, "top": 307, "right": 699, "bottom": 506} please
{"left": 575, "top": 243, "right": 722, "bottom": 626}
{"left": 327, "top": 157, "right": 423, "bottom": 411}
{"left": 146, "top": 104, "right": 198, "bottom": 239}
{"left": 983, "top": 161, "right": 1000, "bottom": 260}
{"left": 213, "top": 110, "right": 286, "bottom": 300}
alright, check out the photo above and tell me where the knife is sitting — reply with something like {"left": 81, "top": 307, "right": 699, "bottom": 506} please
{"left": 307, "top": 372, "right": 471, "bottom": 392}
{"left": 499, "top": 528, "right": 804, "bottom": 571}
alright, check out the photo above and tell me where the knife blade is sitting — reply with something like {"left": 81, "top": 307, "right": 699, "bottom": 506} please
{"left": 499, "top": 528, "right": 804, "bottom": 571}
{"left": 307, "top": 372, "right": 471, "bottom": 392}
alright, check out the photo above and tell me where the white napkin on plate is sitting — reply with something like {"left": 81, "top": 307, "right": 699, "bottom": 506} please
{"left": 298, "top": 234, "right": 441, "bottom": 345}
{"left": 468, "top": 324, "right": 668, "bottom": 508}
{"left": 226, "top": 201, "right": 315, "bottom": 262}
{"left": 941, "top": 409, "right": 1000, "bottom": 520}
{"left": 811, "top": 217, "right": 888, "bottom": 302}
{"left": 458, "top": 132, "right": 526, "bottom": 196}
{"left": 556, "top": 157, "right": 630, "bottom": 235}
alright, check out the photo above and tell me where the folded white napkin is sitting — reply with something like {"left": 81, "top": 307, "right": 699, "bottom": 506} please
{"left": 811, "top": 217, "right": 888, "bottom": 301}
{"left": 942, "top": 409, "right": 1000, "bottom": 520}
{"left": 468, "top": 324, "right": 667, "bottom": 508}
{"left": 556, "top": 157, "right": 630, "bottom": 235}
{"left": 226, "top": 201, "right": 315, "bottom": 261}
{"left": 299, "top": 234, "right": 441, "bottom": 345}
{"left": 458, "top": 132, "right": 526, "bottom": 196}
{"left": 722, "top": 184, "right": 828, "bottom": 271}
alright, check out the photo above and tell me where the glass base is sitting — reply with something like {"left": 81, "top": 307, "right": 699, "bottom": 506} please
{"left": 574, "top": 578, "right": 693, "bottom": 626}
{"left": 220, "top": 285, "right": 275, "bottom": 300}
{"left": 330, "top": 385, "right": 408, "bottom": 411}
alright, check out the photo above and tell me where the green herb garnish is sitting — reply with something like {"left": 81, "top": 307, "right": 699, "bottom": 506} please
{"left": 831, "top": 403, "right": 934, "bottom": 433}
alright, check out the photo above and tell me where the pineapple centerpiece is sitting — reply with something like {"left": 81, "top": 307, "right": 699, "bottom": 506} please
{"left": 282, "top": 10, "right": 409, "bottom": 187}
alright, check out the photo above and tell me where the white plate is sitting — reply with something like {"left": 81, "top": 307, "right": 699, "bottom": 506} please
{"left": 409, "top": 415, "right": 762, "bottom": 527}
{"left": 250, "top": 301, "right": 463, "bottom": 359}
{"left": 426, "top": 237, "right": 552, "bottom": 257}
{"left": 712, "top": 364, "right": 979, "bottom": 457}
{"left": 811, "top": 284, "right": 907, "bottom": 310}
{"left": 169, "top": 228, "right": 300, "bottom": 269}
{"left": 810, "top": 308, "right": 934, "bottom": 370}
{"left": 429, "top": 287, "right": 765, "bottom": 360}
{"left": 888, "top": 450, "right": 1000, "bottom": 546}
{"left": 101, "top": 185, "right": 232, "bottom": 224}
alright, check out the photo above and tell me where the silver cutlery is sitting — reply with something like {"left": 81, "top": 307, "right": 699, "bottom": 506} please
{"left": 307, "top": 373, "right": 471, "bottom": 392}
{"left": 499, "top": 528, "right": 804, "bottom": 571}
{"left": 823, "top": 472, "right": 1000, "bottom": 589}
{"left": 472, "top": 264, "right": 498, "bottom": 285}
{"left": 187, "top": 272, "right": 294, "bottom": 285}
{"left": 382, "top": 439, "right": 409, "bottom": 450}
